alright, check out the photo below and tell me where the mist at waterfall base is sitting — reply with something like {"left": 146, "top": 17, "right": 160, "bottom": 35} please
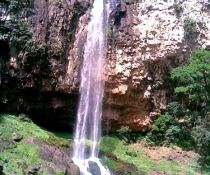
{"left": 72, "top": 0, "right": 116, "bottom": 174}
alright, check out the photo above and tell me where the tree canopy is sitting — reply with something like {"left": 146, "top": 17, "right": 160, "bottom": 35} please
{"left": 171, "top": 50, "right": 210, "bottom": 114}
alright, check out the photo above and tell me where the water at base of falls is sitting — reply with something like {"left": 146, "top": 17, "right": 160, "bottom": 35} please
{"left": 72, "top": 0, "right": 116, "bottom": 174}
{"left": 73, "top": 157, "right": 111, "bottom": 175}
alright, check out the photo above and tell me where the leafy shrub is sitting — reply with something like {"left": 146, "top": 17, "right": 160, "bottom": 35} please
{"left": 169, "top": 49, "right": 210, "bottom": 167}
{"left": 191, "top": 125, "right": 210, "bottom": 167}
{"left": 116, "top": 126, "right": 140, "bottom": 144}
{"left": 174, "top": 3, "right": 183, "bottom": 14}
{"left": 191, "top": 125, "right": 210, "bottom": 152}
{"left": 183, "top": 17, "right": 197, "bottom": 37}
{"left": 125, "top": 147, "right": 139, "bottom": 157}
{"left": 116, "top": 126, "right": 132, "bottom": 144}
{"left": 141, "top": 115, "right": 181, "bottom": 146}
{"left": 167, "top": 102, "right": 184, "bottom": 117}
{"left": 171, "top": 50, "right": 210, "bottom": 116}
{"left": 0, "top": 0, "right": 45, "bottom": 57}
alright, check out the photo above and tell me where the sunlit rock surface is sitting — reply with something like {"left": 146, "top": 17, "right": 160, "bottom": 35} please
{"left": 102, "top": 0, "right": 210, "bottom": 131}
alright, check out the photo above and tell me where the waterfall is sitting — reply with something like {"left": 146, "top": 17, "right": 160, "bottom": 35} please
{"left": 72, "top": 0, "right": 116, "bottom": 174}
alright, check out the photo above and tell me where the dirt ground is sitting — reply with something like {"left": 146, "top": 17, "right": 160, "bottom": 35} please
{"left": 133, "top": 143, "right": 199, "bottom": 164}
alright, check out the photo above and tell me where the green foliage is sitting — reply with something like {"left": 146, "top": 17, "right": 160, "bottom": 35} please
{"left": 167, "top": 102, "right": 184, "bottom": 117}
{"left": 145, "top": 50, "right": 210, "bottom": 153}
{"left": 171, "top": 50, "right": 210, "bottom": 113}
{"left": 0, "top": 114, "right": 41, "bottom": 174}
{"left": 141, "top": 115, "right": 183, "bottom": 146}
{"left": 100, "top": 136, "right": 200, "bottom": 175}
{"left": 0, "top": 113, "right": 73, "bottom": 175}
{"left": 191, "top": 126, "right": 210, "bottom": 152}
{"left": 100, "top": 156, "right": 120, "bottom": 171}
{"left": 191, "top": 125, "right": 210, "bottom": 170}
{"left": 174, "top": 3, "right": 183, "bottom": 14}
{"left": 151, "top": 115, "right": 171, "bottom": 132}
{"left": 116, "top": 126, "right": 140, "bottom": 144}
{"left": 100, "top": 136, "right": 155, "bottom": 173}
{"left": 16, "top": 143, "right": 40, "bottom": 164}
{"left": 116, "top": 126, "right": 131, "bottom": 144}
{"left": 183, "top": 17, "right": 197, "bottom": 37}
{"left": 45, "top": 132, "right": 69, "bottom": 148}
{"left": 168, "top": 49, "right": 210, "bottom": 169}
{"left": 125, "top": 147, "right": 139, "bottom": 157}
{"left": 0, "top": 0, "right": 45, "bottom": 57}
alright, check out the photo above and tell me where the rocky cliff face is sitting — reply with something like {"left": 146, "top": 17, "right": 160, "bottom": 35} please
{"left": 0, "top": 0, "right": 89, "bottom": 127}
{"left": 0, "top": 0, "right": 210, "bottom": 131}
{"left": 102, "top": 0, "right": 210, "bottom": 131}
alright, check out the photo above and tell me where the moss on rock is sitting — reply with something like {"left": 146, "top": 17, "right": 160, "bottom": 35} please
{"left": 0, "top": 113, "right": 78, "bottom": 175}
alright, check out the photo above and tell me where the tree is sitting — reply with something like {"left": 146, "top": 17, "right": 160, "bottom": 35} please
{"left": 171, "top": 50, "right": 210, "bottom": 116}
{"left": 171, "top": 50, "right": 210, "bottom": 166}
{"left": 142, "top": 50, "right": 210, "bottom": 168}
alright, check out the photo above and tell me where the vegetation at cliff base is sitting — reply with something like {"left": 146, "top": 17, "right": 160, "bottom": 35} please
{"left": 0, "top": 113, "right": 75, "bottom": 175}
{"left": 0, "top": 112, "right": 205, "bottom": 175}
{"left": 141, "top": 50, "right": 210, "bottom": 173}
{"left": 100, "top": 136, "right": 201, "bottom": 175}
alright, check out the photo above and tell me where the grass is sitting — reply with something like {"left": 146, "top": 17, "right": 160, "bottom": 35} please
{"left": 99, "top": 136, "right": 203, "bottom": 175}
{"left": 0, "top": 113, "right": 73, "bottom": 175}
{"left": 1, "top": 113, "right": 209, "bottom": 175}
{"left": 100, "top": 137, "right": 155, "bottom": 173}
{"left": 0, "top": 113, "right": 45, "bottom": 174}
{"left": 0, "top": 113, "right": 49, "bottom": 140}
{"left": 51, "top": 131, "right": 73, "bottom": 140}
{"left": 100, "top": 156, "right": 134, "bottom": 174}
{"left": 0, "top": 141, "right": 41, "bottom": 174}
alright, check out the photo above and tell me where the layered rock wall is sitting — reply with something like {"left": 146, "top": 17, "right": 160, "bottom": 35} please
{"left": 0, "top": 0, "right": 90, "bottom": 126}
{"left": 103, "top": 0, "right": 210, "bottom": 131}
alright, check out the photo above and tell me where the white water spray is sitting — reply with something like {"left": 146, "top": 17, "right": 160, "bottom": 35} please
{"left": 72, "top": 0, "right": 116, "bottom": 174}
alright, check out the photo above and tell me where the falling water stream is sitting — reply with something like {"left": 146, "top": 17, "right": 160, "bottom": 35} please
{"left": 72, "top": 0, "right": 116, "bottom": 174}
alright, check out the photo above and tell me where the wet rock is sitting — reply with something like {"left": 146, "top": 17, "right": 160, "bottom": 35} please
{"left": 41, "top": 165, "right": 55, "bottom": 175}
{"left": 25, "top": 137, "right": 79, "bottom": 175}
{"left": 0, "top": 139, "right": 16, "bottom": 149}
{"left": 12, "top": 133, "right": 23, "bottom": 142}
{"left": 28, "top": 165, "right": 40, "bottom": 174}
{"left": 150, "top": 171, "right": 171, "bottom": 175}
{"left": 0, "top": 147, "right": 4, "bottom": 152}
{"left": 88, "top": 161, "right": 101, "bottom": 175}
{"left": 18, "top": 113, "right": 25, "bottom": 120}
{"left": 0, "top": 163, "right": 3, "bottom": 173}
{"left": 18, "top": 113, "right": 32, "bottom": 122}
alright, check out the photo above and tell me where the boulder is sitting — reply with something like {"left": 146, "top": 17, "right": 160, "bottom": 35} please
{"left": 28, "top": 165, "right": 40, "bottom": 174}
{"left": 12, "top": 133, "right": 23, "bottom": 142}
